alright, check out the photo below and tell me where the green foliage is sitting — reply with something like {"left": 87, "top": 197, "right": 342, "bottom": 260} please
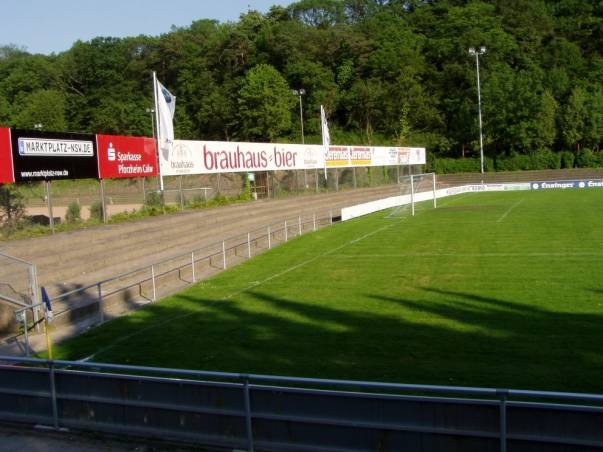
{"left": 429, "top": 157, "right": 481, "bottom": 174}
{"left": 89, "top": 201, "right": 104, "bottom": 222}
{"left": 144, "top": 191, "right": 164, "bottom": 208}
{"left": 65, "top": 201, "right": 82, "bottom": 224}
{"left": 493, "top": 150, "right": 560, "bottom": 171}
{"left": 238, "top": 64, "right": 296, "bottom": 141}
{"left": 241, "top": 174, "right": 253, "bottom": 201}
{"left": 0, "top": 184, "right": 26, "bottom": 235}
{"left": 575, "top": 148, "right": 594, "bottom": 168}
{"left": 559, "top": 151, "right": 575, "bottom": 169}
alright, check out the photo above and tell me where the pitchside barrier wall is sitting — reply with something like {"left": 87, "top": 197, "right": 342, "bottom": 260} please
{"left": 343, "top": 182, "right": 530, "bottom": 221}
{"left": 0, "top": 356, "right": 601, "bottom": 452}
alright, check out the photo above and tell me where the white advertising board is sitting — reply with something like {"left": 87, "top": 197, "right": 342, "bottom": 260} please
{"left": 160, "top": 140, "right": 427, "bottom": 176}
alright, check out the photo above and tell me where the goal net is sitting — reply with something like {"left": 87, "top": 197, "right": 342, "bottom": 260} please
{"left": 387, "top": 172, "right": 437, "bottom": 218}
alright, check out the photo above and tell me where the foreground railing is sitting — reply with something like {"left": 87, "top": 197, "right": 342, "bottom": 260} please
{"left": 0, "top": 356, "right": 601, "bottom": 452}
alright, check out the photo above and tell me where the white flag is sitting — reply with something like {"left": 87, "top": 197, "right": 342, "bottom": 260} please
{"left": 155, "top": 77, "right": 176, "bottom": 163}
{"left": 321, "top": 105, "right": 330, "bottom": 179}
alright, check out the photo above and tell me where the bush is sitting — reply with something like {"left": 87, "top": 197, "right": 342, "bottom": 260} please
{"left": 429, "top": 157, "right": 481, "bottom": 174}
{"left": 65, "top": 201, "right": 81, "bottom": 224}
{"left": 0, "top": 184, "right": 26, "bottom": 235}
{"left": 145, "top": 191, "right": 164, "bottom": 207}
{"left": 560, "top": 151, "right": 575, "bottom": 169}
{"left": 592, "top": 151, "right": 603, "bottom": 167}
{"left": 530, "top": 149, "right": 561, "bottom": 170}
{"left": 89, "top": 200, "right": 104, "bottom": 222}
{"left": 575, "top": 148, "right": 594, "bottom": 168}
{"left": 494, "top": 150, "right": 560, "bottom": 171}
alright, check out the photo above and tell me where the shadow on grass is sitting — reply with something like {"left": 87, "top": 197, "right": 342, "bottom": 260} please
{"left": 55, "top": 286, "right": 603, "bottom": 394}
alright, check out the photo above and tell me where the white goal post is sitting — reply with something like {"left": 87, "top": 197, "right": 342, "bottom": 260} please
{"left": 398, "top": 172, "right": 437, "bottom": 216}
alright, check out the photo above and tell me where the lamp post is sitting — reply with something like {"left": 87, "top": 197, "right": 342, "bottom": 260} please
{"left": 293, "top": 89, "right": 307, "bottom": 188}
{"left": 145, "top": 107, "right": 155, "bottom": 138}
{"left": 468, "top": 46, "right": 486, "bottom": 175}
{"left": 292, "top": 89, "right": 306, "bottom": 144}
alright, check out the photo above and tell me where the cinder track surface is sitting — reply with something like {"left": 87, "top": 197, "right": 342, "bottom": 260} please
{"left": 1, "top": 186, "right": 400, "bottom": 300}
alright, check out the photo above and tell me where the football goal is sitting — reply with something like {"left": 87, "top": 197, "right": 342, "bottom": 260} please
{"left": 390, "top": 172, "right": 437, "bottom": 217}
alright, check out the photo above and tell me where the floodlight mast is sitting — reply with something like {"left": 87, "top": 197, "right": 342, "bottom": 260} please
{"left": 469, "top": 46, "right": 486, "bottom": 175}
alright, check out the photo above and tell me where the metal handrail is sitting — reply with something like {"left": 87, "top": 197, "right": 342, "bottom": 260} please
{"left": 14, "top": 210, "right": 333, "bottom": 316}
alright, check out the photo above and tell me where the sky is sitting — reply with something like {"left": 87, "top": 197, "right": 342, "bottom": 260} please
{"left": 0, "top": 0, "right": 295, "bottom": 55}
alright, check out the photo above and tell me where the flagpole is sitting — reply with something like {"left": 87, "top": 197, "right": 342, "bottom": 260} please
{"left": 152, "top": 71, "right": 164, "bottom": 192}
{"left": 321, "top": 105, "right": 329, "bottom": 180}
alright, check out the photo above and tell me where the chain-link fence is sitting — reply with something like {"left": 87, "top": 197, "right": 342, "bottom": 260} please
{"left": 0, "top": 252, "right": 39, "bottom": 341}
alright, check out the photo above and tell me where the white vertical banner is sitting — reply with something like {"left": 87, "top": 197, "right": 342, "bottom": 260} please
{"left": 320, "top": 105, "right": 330, "bottom": 179}
{"left": 153, "top": 72, "right": 176, "bottom": 191}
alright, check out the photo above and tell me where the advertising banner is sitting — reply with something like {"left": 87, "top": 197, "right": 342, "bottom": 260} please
{"left": 161, "top": 140, "right": 325, "bottom": 176}
{"left": 159, "top": 139, "right": 426, "bottom": 176}
{"left": 326, "top": 145, "right": 427, "bottom": 168}
{"left": 0, "top": 127, "right": 14, "bottom": 184}
{"left": 531, "top": 180, "right": 603, "bottom": 190}
{"left": 97, "top": 134, "right": 157, "bottom": 179}
{"left": 11, "top": 130, "right": 98, "bottom": 181}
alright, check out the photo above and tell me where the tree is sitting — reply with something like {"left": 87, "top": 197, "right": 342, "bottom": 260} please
{"left": 238, "top": 64, "right": 295, "bottom": 141}
{"left": 0, "top": 185, "right": 25, "bottom": 235}
{"left": 12, "top": 89, "right": 68, "bottom": 131}
{"left": 560, "top": 86, "right": 588, "bottom": 151}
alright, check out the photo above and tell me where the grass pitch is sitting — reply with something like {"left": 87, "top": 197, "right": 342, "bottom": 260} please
{"left": 53, "top": 189, "right": 603, "bottom": 393}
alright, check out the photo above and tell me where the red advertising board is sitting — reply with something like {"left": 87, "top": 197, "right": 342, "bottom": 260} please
{"left": 97, "top": 134, "right": 157, "bottom": 179}
{"left": 0, "top": 127, "right": 14, "bottom": 184}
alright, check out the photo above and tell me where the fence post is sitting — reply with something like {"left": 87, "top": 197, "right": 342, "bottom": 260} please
{"left": 151, "top": 265, "right": 157, "bottom": 302}
{"left": 411, "top": 174, "right": 416, "bottom": 217}
{"left": 247, "top": 232, "right": 251, "bottom": 259}
{"left": 29, "top": 264, "right": 41, "bottom": 332}
{"left": 313, "top": 213, "right": 316, "bottom": 231}
{"left": 267, "top": 226, "right": 271, "bottom": 249}
{"left": 222, "top": 241, "right": 227, "bottom": 269}
{"left": 298, "top": 216, "right": 302, "bottom": 236}
{"left": 48, "top": 361, "right": 59, "bottom": 429}
{"left": 243, "top": 376, "right": 255, "bottom": 452}
{"left": 284, "top": 220, "right": 288, "bottom": 242}
{"left": 97, "top": 283, "right": 104, "bottom": 323}
{"left": 22, "top": 313, "right": 30, "bottom": 357}
{"left": 498, "top": 390, "right": 508, "bottom": 452}
{"left": 432, "top": 172, "right": 437, "bottom": 209}
{"left": 330, "top": 209, "right": 333, "bottom": 225}
{"left": 191, "top": 252, "right": 196, "bottom": 283}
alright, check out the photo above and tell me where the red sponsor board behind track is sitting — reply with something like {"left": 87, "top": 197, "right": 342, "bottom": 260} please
{"left": 0, "top": 127, "right": 14, "bottom": 183}
{"left": 97, "top": 134, "right": 157, "bottom": 179}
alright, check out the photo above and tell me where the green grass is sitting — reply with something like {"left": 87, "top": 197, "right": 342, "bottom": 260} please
{"left": 52, "top": 189, "right": 603, "bottom": 393}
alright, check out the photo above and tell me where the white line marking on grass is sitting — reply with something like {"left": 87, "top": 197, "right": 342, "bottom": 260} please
{"left": 335, "top": 252, "right": 603, "bottom": 258}
{"left": 497, "top": 198, "right": 524, "bottom": 223}
{"left": 81, "top": 221, "right": 400, "bottom": 362}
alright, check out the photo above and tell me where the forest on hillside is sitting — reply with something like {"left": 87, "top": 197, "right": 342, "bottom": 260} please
{"left": 1, "top": 0, "right": 603, "bottom": 171}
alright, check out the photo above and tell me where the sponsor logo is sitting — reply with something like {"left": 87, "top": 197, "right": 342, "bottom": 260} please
{"left": 18, "top": 137, "right": 93, "bottom": 156}
{"left": 532, "top": 180, "right": 603, "bottom": 190}
{"left": 107, "top": 142, "right": 116, "bottom": 161}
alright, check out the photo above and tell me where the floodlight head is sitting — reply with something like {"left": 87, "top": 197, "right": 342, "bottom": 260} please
{"left": 469, "top": 46, "right": 486, "bottom": 56}
{"left": 299, "top": 89, "right": 306, "bottom": 96}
